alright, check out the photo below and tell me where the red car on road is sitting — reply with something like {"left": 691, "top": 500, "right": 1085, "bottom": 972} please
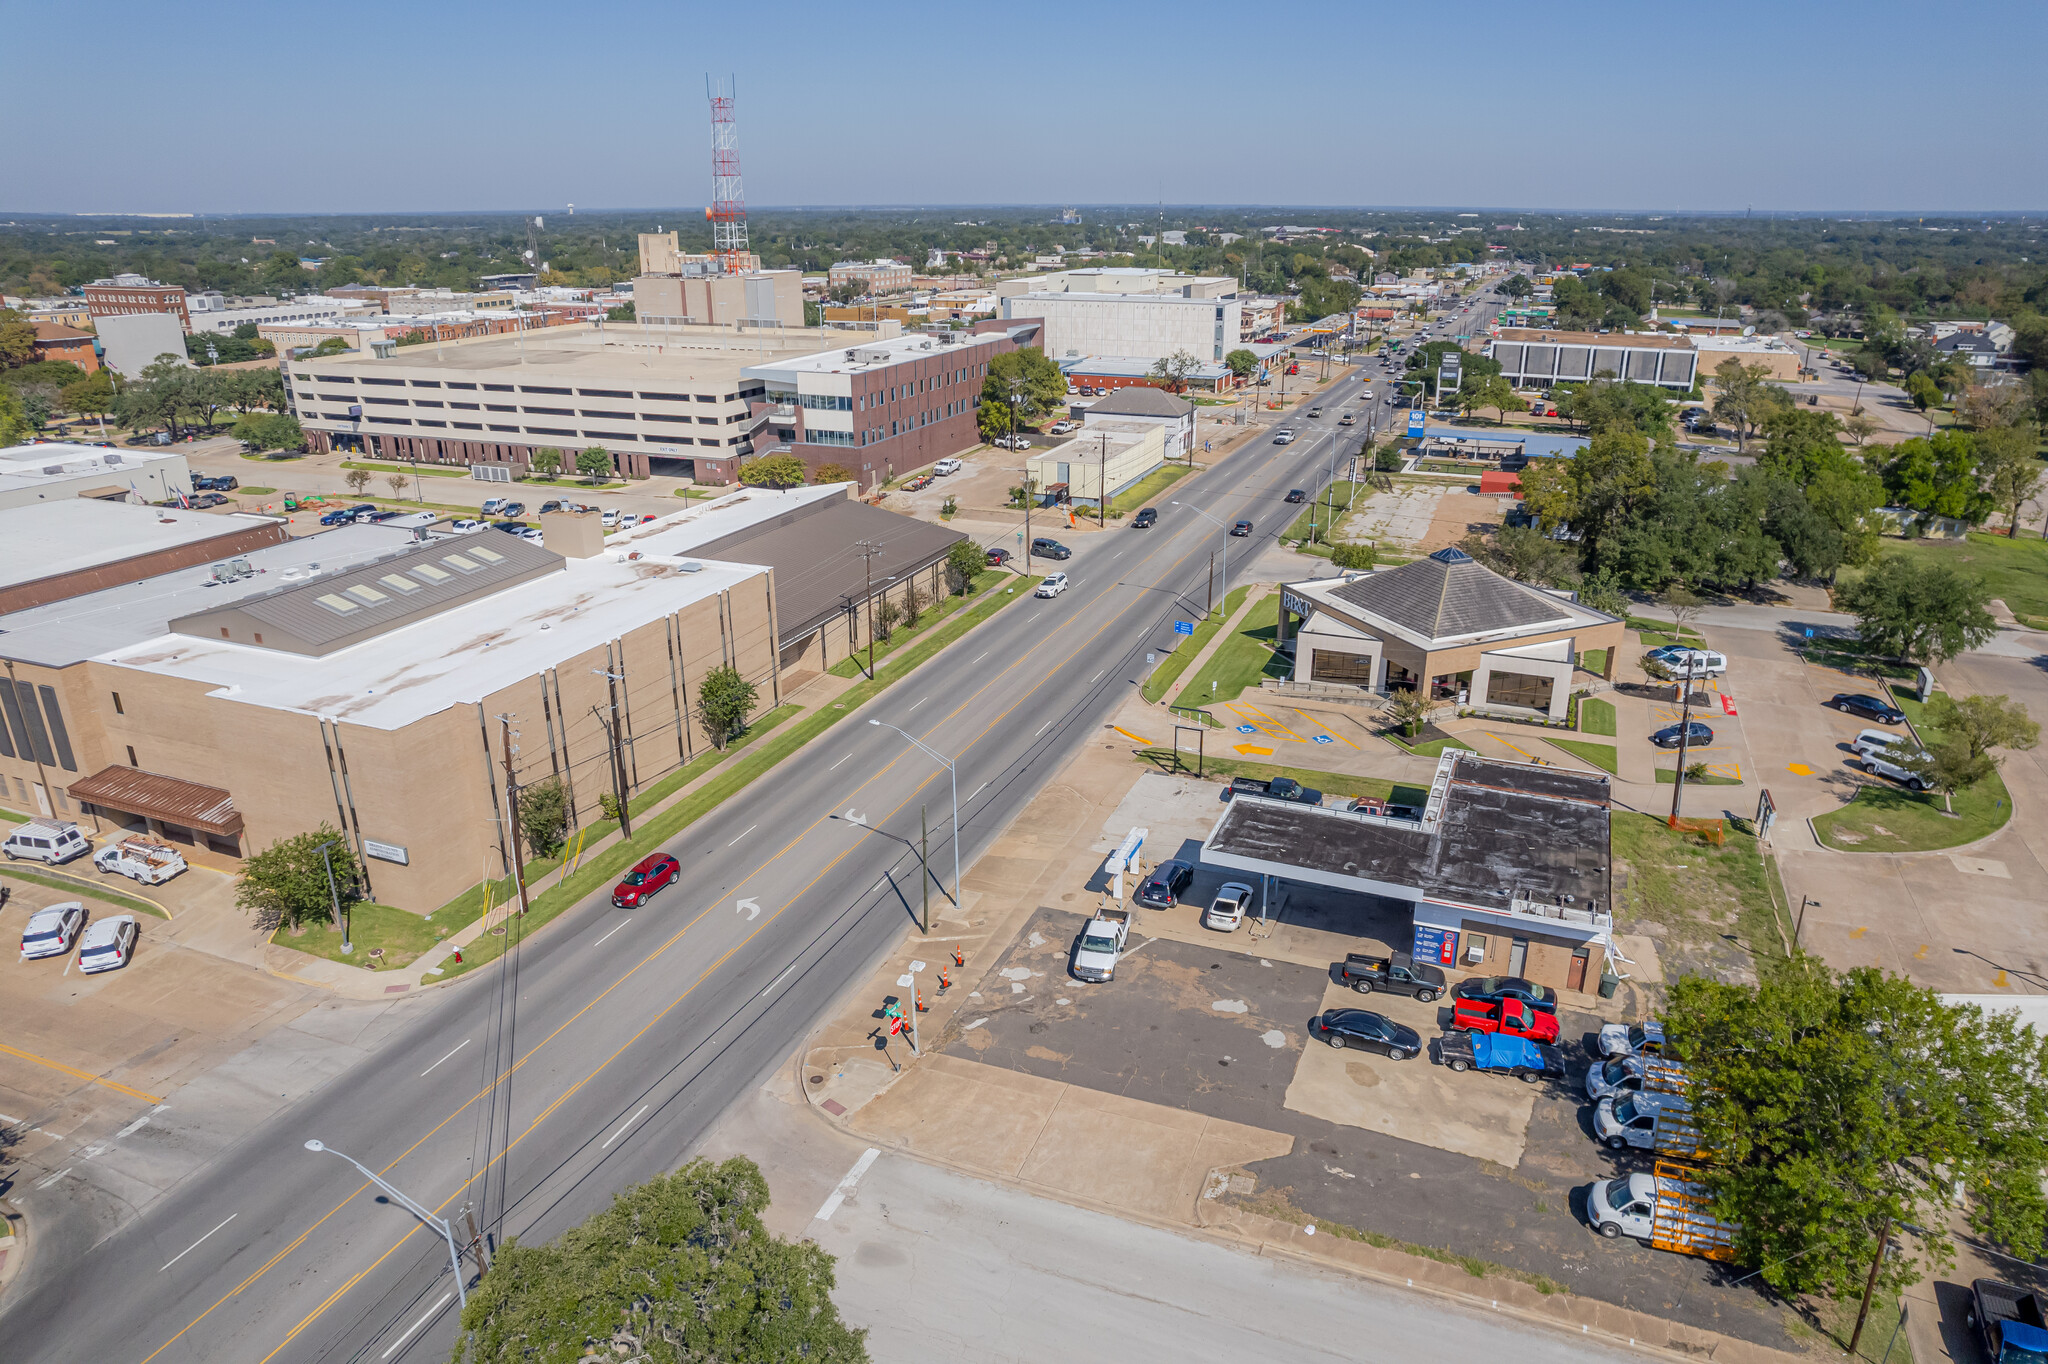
{"left": 611, "top": 853, "right": 680, "bottom": 908}
{"left": 1450, "top": 996, "right": 1561, "bottom": 1043}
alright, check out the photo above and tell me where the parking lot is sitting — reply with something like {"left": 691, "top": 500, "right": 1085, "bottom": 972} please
{"left": 949, "top": 896, "right": 1800, "bottom": 1350}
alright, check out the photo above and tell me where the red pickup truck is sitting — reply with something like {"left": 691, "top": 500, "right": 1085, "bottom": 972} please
{"left": 1450, "top": 996, "right": 1561, "bottom": 1043}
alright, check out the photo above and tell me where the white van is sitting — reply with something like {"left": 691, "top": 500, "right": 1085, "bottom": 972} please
{"left": 3, "top": 820, "right": 91, "bottom": 866}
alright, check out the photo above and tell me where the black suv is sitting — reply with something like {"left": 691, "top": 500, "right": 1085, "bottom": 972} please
{"left": 1134, "top": 859, "right": 1193, "bottom": 909}
{"left": 1831, "top": 692, "right": 1905, "bottom": 724}
{"left": 1131, "top": 507, "right": 1157, "bottom": 528}
{"left": 1031, "top": 537, "right": 1071, "bottom": 560}
{"left": 1284, "top": 489, "right": 1307, "bottom": 504}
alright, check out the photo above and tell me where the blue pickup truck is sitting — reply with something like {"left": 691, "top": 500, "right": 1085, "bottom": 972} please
{"left": 1437, "top": 1030, "right": 1564, "bottom": 1083}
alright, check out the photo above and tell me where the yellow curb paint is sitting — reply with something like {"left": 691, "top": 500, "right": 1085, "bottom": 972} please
{"left": 0, "top": 1042, "right": 165, "bottom": 1104}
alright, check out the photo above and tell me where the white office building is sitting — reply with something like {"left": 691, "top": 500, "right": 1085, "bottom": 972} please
{"left": 1003, "top": 290, "right": 1244, "bottom": 366}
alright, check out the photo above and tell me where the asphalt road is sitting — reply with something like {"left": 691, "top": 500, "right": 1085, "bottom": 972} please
{"left": 824, "top": 1150, "right": 1654, "bottom": 1364}
{"left": 0, "top": 368, "right": 1380, "bottom": 1363}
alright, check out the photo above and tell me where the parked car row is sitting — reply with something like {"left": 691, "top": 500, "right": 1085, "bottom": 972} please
{"left": 19, "top": 901, "right": 138, "bottom": 973}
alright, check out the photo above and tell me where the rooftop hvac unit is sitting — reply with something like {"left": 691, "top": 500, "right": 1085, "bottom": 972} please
{"left": 104, "top": 453, "right": 123, "bottom": 465}
{"left": 844, "top": 350, "right": 857, "bottom": 361}
{"left": 919, "top": 340, "right": 931, "bottom": 349}
{"left": 210, "top": 558, "right": 255, "bottom": 583}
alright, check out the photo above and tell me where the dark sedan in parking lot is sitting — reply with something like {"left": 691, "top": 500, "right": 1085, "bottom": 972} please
{"left": 1831, "top": 692, "right": 1905, "bottom": 724}
{"left": 1134, "top": 859, "right": 1193, "bottom": 909}
{"left": 1310, "top": 1009, "right": 1421, "bottom": 1059}
{"left": 1651, "top": 721, "right": 1714, "bottom": 749}
{"left": 1451, "top": 975, "right": 1559, "bottom": 1014}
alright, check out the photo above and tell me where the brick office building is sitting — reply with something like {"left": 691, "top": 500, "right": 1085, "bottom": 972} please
{"left": 743, "top": 328, "right": 1018, "bottom": 490}
{"left": 83, "top": 275, "right": 191, "bottom": 330}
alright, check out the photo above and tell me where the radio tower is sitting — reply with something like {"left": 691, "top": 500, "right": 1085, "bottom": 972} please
{"left": 705, "top": 74, "right": 748, "bottom": 276}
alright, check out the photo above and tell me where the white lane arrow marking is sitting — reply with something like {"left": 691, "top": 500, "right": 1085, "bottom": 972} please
{"left": 736, "top": 898, "right": 761, "bottom": 920}
{"left": 843, "top": 808, "right": 868, "bottom": 826}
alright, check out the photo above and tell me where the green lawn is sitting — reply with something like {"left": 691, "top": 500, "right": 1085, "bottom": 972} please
{"left": 672, "top": 487, "right": 723, "bottom": 500}
{"left": 1812, "top": 764, "right": 2012, "bottom": 851}
{"left": 1107, "top": 463, "right": 1192, "bottom": 517}
{"left": 1578, "top": 649, "right": 1609, "bottom": 677}
{"left": 1610, "top": 813, "right": 1793, "bottom": 975}
{"left": 1578, "top": 697, "right": 1617, "bottom": 736}
{"left": 241, "top": 450, "right": 304, "bottom": 461}
{"left": 341, "top": 459, "right": 467, "bottom": 479}
{"left": 1886, "top": 531, "right": 2048, "bottom": 630}
{"left": 1655, "top": 767, "right": 1744, "bottom": 785}
{"left": 1626, "top": 616, "right": 1703, "bottom": 642}
{"left": 1384, "top": 732, "right": 1474, "bottom": 758}
{"left": 273, "top": 901, "right": 466, "bottom": 969}
{"left": 828, "top": 570, "right": 1013, "bottom": 678}
{"left": 0, "top": 867, "right": 167, "bottom": 919}
{"left": 1142, "top": 586, "right": 1246, "bottom": 703}
{"left": 518, "top": 476, "right": 629, "bottom": 490}
{"left": 1174, "top": 591, "right": 1288, "bottom": 708}
{"left": 1135, "top": 750, "right": 1428, "bottom": 808}
{"left": 1549, "top": 739, "right": 1619, "bottom": 774}
{"left": 1283, "top": 482, "right": 1364, "bottom": 543}
{"left": 238, "top": 485, "right": 277, "bottom": 496}
{"left": 0, "top": 805, "right": 27, "bottom": 823}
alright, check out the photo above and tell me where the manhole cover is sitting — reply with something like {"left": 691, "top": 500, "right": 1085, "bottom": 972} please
{"left": 808, "top": 1075, "right": 825, "bottom": 1085}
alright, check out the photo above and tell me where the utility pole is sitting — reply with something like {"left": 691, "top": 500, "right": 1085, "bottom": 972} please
{"left": 920, "top": 805, "right": 930, "bottom": 934}
{"left": 1009, "top": 381, "right": 1030, "bottom": 571}
{"left": 1668, "top": 658, "right": 1701, "bottom": 821}
{"left": 1098, "top": 432, "right": 1107, "bottom": 526}
{"left": 590, "top": 669, "right": 634, "bottom": 840}
{"left": 1847, "top": 1219, "right": 1893, "bottom": 1357}
{"left": 498, "top": 716, "right": 532, "bottom": 916}
{"left": 854, "top": 539, "right": 882, "bottom": 679}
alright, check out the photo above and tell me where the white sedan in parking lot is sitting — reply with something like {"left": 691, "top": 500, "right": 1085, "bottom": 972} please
{"left": 1203, "top": 882, "right": 1255, "bottom": 931}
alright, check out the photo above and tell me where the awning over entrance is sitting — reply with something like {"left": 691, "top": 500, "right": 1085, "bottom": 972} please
{"left": 68, "top": 766, "right": 244, "bottom": 837}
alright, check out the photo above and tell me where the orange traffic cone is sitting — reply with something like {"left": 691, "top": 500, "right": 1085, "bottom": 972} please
{"left": 952, "top": 945, "right": 965, "bottom": 967}
{"left": 915, "top": 987, "right": 928, "bottom": 1013}
{"left": 937, "top": 967, "right": 952, "bottom": 994}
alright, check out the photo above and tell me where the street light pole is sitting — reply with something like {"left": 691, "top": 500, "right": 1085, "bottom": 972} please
{"left": 1668, "top": 657, "right": 1703, "bottom": 821}
{"left": 1172, "top": 500, "right": 1232, "bottom": 613}
{"left": 303, "top": 1140, "right": 468, "bottom": 1307}
{"left": 869, "top": 719, "right": 959, "bottom": 915}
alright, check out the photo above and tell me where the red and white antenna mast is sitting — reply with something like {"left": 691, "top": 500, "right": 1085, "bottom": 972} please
{"left": 705, "top": 74, "right": 748, "bottom": 275}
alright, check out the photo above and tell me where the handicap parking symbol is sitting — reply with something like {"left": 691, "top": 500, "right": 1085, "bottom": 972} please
{"left": 1235, "top": 724, "right": 1257, "bottom": 734}
{"left": 1312, "top": 734, "right": 1334, "bottom": 744}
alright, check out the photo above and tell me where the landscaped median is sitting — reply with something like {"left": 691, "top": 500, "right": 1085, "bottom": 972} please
{"left": 1811, "top": 681, "right": 2017, "bottom": 853}
{"left": 423, "top": 575, "right": 1034, "bottom": 980}
{"left": 0, "top": 865, "right": 169, "bottom": 919}
{"left": 1173, "top": 590, "right": 1289, "bottom": 709}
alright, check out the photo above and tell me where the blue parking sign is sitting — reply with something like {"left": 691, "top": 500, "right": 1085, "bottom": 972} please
{"left": 1174, "top": 620, "right": 1195, "bottom": 636}
{"left": 1235, "top": 724, "right": 1257, "bottom": 734}
{"left": 1313, "top": 734, "right": 1334, "bottom": 744}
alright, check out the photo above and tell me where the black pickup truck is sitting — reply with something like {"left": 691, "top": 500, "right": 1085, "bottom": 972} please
{"left": 1970, "top": 1279, "right": 2048, "bottom": 1364}
{"left": 1337, "top": 951, "right": 1445, "bottom": 1002}
{"left": 1225, "top": 775, "right": 1323, "bottom": 806}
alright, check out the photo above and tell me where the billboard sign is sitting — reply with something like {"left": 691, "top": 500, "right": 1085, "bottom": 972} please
{"left": 1407, "top": 408, "right": 1426, "bottom": 439}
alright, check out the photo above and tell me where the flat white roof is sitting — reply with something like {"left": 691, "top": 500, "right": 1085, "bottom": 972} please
{"left": 0, "top": 443, "right": 184, "bottom": 494}
{"left": 741, "top": 329, "right": 1006, "bottom": 380}
{"left": 0, "top": 502, "right": 279, "bottom": 591}
{"left": 22, "top": 486, "right": 850, "bottom": 730}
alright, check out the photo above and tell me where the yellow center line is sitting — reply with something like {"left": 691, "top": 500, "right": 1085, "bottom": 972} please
{"left": 0, "top": 1042, "right": 165, "bottom": 1104}
{"left": 208, "top": 460, "right": 1254, "bottom": 1364}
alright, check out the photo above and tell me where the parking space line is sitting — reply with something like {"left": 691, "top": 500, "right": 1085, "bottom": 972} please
{"left": 1480, "top": 730, "right": 1543, "bottom": 762}
{"left": 1289, "top": 707, "right": 1361, "bottom": 750}
{"left": 0, "top": 1043, "right": 164, "bottom": 1104}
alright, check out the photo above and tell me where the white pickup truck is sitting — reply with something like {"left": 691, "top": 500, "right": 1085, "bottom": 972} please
{"left": 1070, "top": 909, "right": 1131, "bottom": 983}
{"left": 1586, "top": 1161, "right": 1736, "bottom": 1262}
{"left": 94, "top": 836, "right": 188, "bottom": 885}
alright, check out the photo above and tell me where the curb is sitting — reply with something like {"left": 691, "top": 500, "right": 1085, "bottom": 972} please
{"left": 1803, "top": 805, "right": 2017, "bottom": 859}
{"left": 0, "top": 865, "right": 175, "bottom": 920}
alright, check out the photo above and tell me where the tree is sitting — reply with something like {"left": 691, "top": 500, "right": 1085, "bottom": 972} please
{"left": 1710, "top": 357, "right": 1787, "bottom": 453}
{"left": 516, "top": 778, "right": 570, "bottom": 859}
{"left": 1841, "top": 412, "right": 1879, "bottom": 447}
{"left": 1666, "top": 966, "right": 2048, "bottom": 1306}
{"left": 739, "top": 453, "right": 807, "bottom": 490}
{"left": 1148, "top": 350, "right": 1200, "bottom": 394}
{"left": 1384, "top": 690, "right": 1432, "bottom": 737}
{"left": 61, "top": 371, "right": 115, "bottom": 426}
{"left": 1224, "top": 348, "right": 1259, "bottom": 379}
{"left": 343, "top": 467, "right": 373, "bottom": 496}
{"left": 1901, "top": 735, "right": 1995, "bottom": 813}
{"left": 977, "top": 347, "right": 1068, "bottom": 427}
{"left": 1515, "top": 427, "right": 1657, "bottom": 565}
{"left": 0, "top": 308, "right": 37, "bottom": 368}
{"left": 1330, "top": 542, "right": 1374, "bottom": 570}
{"left": 236, "top": 824, "right": 362, "bottom": 931}
{"left": 0, "top": 387, "right": 30, "bottom": 446}
{"left": 943, "top": 540, "right": 984, "bottom": 595}
{"left": 1975, "top": 423, "right": 2044, "bottom": 538}
{"left": 386, "top": 473, "right": 409, "bottom": 498}
{"left": 813, "top": 462, "right": 856, "bottom": 485}
{"left": 1576, "top": 567, "right": 1629, "bottom": 618}
{"left": 528, "top": 446, "right": 562, "bottom": 479}
{"left": 453, "top": 1157, "right": 868, "bottom": 1364}
{"left": 1905, "top": 370, "right": 1943, "bottom": 413}
{"left": 1924, "top": 692, "right": 2040, "bottom": 768}
{"left": 1501, "top": 273, "right": 1533, "bottom": 300}
{"left": 575, "top": 447, "right": 613, "bottom": 483}
{"left": 234, "top": 411, "right": 302, "bottom": 452}
{"left": 1835, "top": 556, "right": 1997, "bottom": 663}
{"left": 1459, "top": 524, "right": 1578, "bottom": 586}
{"left": 696, "top": 665, "right": 758, "bottom": 750}
{"left": 1463, "top": 373, "right": 1520, "bottom": 425}
{"left": 873, "top": 595, "right": 901, "bottom": 643}
{"left": 1880, "top": 432, "right": 1988, "bottom": 521}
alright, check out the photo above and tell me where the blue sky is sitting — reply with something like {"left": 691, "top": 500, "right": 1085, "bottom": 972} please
{"left": 8, "top": 0, "right": 2044, "bottom": 214}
